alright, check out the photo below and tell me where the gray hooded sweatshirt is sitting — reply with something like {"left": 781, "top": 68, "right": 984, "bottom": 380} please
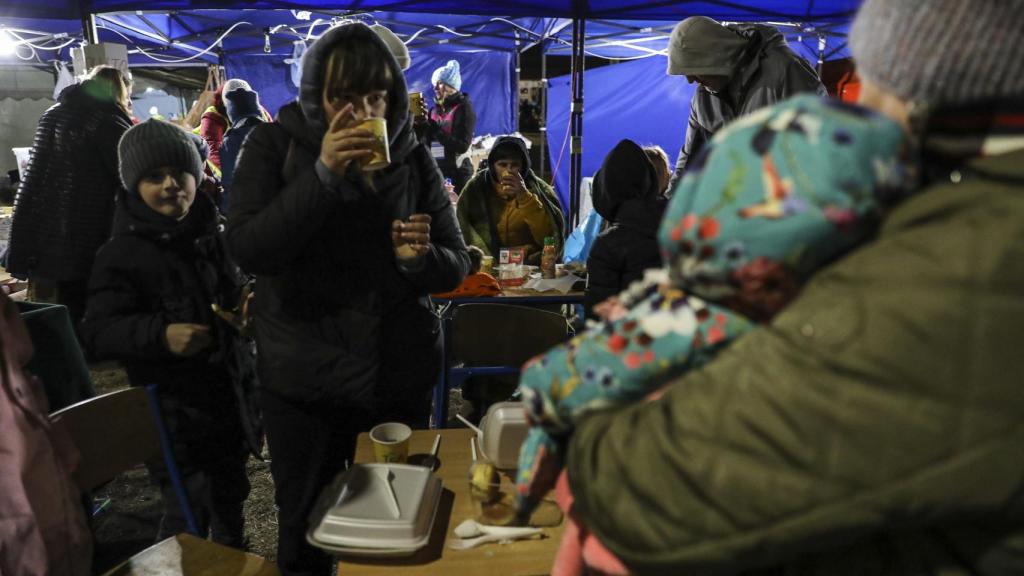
{"left": 666, "top": 18, "right": 826, "bottom": 191}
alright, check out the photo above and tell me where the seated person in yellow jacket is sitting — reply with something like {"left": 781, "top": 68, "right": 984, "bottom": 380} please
{"left": 456, "top": 136, "right": 565, "bottom": 265}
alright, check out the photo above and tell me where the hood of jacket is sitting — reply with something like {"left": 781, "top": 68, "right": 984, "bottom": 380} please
{"left": 668, "top": 17, "right": 787, "bottom": 81}
{"left": 298, "top": 22, "right": 410, "bottom": 148}
{"left": 224, "top": 88, "right": 261, "bottom": 125}
{"left": 487, "top": 135, "right": 531, "bottom": 182}
{"left": 592, "top": 140, "right": 662, "bottom": 221}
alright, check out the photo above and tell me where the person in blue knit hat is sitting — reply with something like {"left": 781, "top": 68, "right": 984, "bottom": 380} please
{"left": 415, "top": 59, "right": 477, "bottom": 193}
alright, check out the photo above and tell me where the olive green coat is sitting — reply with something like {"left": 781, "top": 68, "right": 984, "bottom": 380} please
{"left": 567, "top": 149, "right": 1024, "bottom": 575}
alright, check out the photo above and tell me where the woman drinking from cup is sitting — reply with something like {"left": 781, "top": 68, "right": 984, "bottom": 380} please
{"left": 226, "top": 22, "right": 470, "bottom": 575}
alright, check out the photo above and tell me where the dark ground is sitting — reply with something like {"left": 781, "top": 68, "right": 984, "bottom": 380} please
{"left": 88, "top": 365, "right": 472, "bottom": 573}
{"left": 88, "top": 365, "right": 279, "bottom": 572}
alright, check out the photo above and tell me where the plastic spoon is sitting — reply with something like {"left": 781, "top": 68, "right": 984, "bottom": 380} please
{"left": 448, "top": 530, "right": 543, "bottom": 550}
{"left": 454, "top": 518, "right": 543, "bottom": 539}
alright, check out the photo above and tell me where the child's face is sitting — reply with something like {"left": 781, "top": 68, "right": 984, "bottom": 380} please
{"left": 137, "top": 166, "right": 196, "bottom": 221}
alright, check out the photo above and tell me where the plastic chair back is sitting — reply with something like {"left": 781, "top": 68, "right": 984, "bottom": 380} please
{"left": 451, "top": 303, "right": 570, "bottom": 367}
{"left": 50, "top": 386, "right": 199, "bottom": 535}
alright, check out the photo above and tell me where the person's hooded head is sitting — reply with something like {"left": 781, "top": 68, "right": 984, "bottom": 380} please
{"left": 298, "top": 22, "right": 410, "bottom": 152}
{"left": 592, "top": 139, "right": 662, "bottom": 224}
{"left": 667, "top": 16, "right": 749, "bottom": 93}
{"left": 224, "top": 82, "right": 262, "bottom": 125}
{"left": 487, "top": 136, "right": 531, "bottom": 185}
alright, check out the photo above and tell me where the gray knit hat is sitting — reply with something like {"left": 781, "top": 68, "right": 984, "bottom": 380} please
{"left": 118, "top": 118, "right": 204, "bottom": 193}
{"left": 849, "top": 0, "right": 1024, "bottom": 107}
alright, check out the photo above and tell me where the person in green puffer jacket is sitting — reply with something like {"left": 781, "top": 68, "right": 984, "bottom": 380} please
{"left": 562, "top": 1, "right": 1024, "bottom": 574}
{"left": 457, "top": 136, "right": 565, "bottom": 265}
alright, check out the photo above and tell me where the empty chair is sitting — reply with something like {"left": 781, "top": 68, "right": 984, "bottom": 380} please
{"left": 433, "top": 303, "right": 572, "bottom": 427}
{"left": 50, "top": 387, "right": 279, "bottom": 575}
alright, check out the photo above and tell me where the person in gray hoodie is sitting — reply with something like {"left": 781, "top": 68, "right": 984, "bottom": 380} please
{"left": 226, "top": 22, "right": 470, "bottom": 574}
{"left": 666, "top": 16, "right": 826, "bottom": 191}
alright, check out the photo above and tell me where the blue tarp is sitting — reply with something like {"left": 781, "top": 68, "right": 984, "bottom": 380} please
{"left": 225, "top": 49, "right": 514, "bottom": 135}
{"left": 547, "top": 56, "right": 695, "bottom": 213}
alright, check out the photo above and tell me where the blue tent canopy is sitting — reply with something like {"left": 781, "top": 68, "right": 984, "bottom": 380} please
{"left": 1, "top": 1, "right": 863, "bottom": 220}
{"left": 1, "top": 1, "right": 861, "bottom": 21}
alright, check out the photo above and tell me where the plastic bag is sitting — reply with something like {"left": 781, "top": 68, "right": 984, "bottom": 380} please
{"left": 562, "top": 210, "right": 603, "bottom": 264}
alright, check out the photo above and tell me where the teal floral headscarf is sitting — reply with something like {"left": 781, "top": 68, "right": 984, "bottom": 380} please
{"left": 659, "top": 94, "right": 913, "bottom": 319}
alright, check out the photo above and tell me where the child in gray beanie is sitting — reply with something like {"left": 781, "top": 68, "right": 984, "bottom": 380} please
{"left": 82, "top": 118, "right": 258, "bottom": 548}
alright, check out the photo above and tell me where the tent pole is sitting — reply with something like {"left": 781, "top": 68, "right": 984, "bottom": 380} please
{"left": 80, "top": 2, "right": 98, "bottom": 44}
{"left": 540, "top": 49, "right": 547, "bottom": 182}
{"left": 569, "top": 17, "right": 585, "bottom": 230}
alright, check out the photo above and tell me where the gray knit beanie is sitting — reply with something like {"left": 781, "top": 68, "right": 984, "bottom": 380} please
{"left": 118, "top": 118, "right": 204, "bottom": 193}
{"left": 849, "top": 0, "right": 1024, "bottom": 107}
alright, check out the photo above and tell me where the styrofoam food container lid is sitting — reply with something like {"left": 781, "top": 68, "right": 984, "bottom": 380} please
{"left": 478, "top": 401, "right": 529, "bottom": 470}
{"left": 307, "top": 463, "right": 443, "bottom": 553}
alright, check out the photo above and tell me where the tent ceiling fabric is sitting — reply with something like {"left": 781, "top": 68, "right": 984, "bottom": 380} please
{"left": 2, "top": 1, "right": 861, "bottom": 22}
{"left": 1, "top": 10, "right": 855, "bottom": 68}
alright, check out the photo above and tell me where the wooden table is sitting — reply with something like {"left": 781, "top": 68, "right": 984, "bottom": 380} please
{"left": 335, "top": 428, "right": 564, "bottom": 576}
{"left": 102, "top": 533, "right": 279, "bottom": 575}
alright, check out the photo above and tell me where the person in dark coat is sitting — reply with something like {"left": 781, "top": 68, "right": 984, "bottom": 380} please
{"left": 415, "top": 59, "right": 477, "bottom": 192}
{"left": 7, "top": 65, "right": 133, "bottom": 325}
{"left": 583, "top": 140, "right": 668, "bottom": 318}
{"left": 226, "top": 22, "right": 470, "bottom": 575}
{"left": 219, "top": 84, "right": 266, "bottom": 214}
{"left": 666, "top": 17, "right": 826, "bottom": 190}
{"left": 81, "top": 119, "right": 254, "bottom": 549}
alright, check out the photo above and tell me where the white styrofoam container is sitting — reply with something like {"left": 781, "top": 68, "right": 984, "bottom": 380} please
{"left": 478, "top": 401, "right": 529, "bottom": 470}
{"left": 307, "top": 463, "right": 442, "bottom": 556}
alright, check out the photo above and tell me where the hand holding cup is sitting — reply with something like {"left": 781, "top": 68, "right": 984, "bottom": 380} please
{"left": 392, "top": 213, "right": 432, "bottom": 261}
{"left": 500, "top": 171, "right": 528, "bottom": 201}
{"left": 319, "top": 104, "right": 376, "bottom": 176}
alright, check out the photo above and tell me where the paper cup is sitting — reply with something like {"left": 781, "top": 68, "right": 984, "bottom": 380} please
{"left": 357, "top": 117, "right": 391, "bottom": 172}
{"left": 409, "top": 91, "right": 426, "bottom": 118}
{"left": 370, "top": 422, "right": 411, "bottom": 463}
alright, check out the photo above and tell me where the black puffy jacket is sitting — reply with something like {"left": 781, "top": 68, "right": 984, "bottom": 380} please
{"left": 81, "top": 191, "right": 257, "bottom": 458}
{"left": 585, "top": 140, "right": 667, "bottom": 317}
{"left": 7, "top": 81, "right": 132, "bottom": 281}
{"left": 227, "top": 23, "right": 470, "bottom": 408}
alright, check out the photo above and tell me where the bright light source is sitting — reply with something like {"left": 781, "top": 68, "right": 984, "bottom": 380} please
{"left": 0, "top": 31, "right": 15, "bottom": 56}
{"left": 145, "top": 86, "right": 154, "bottom": 92}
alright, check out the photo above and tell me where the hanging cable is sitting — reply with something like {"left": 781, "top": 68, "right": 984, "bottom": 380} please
{"left": 95, "top": 20, "right": 250, "bottom": 63}
{"left": 434, "top": 24, "right": 472, "bottom": 38}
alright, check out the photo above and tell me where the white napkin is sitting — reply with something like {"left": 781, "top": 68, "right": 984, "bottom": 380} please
{"left": 521, "top": 273, "right": 582, "bottom": 294}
